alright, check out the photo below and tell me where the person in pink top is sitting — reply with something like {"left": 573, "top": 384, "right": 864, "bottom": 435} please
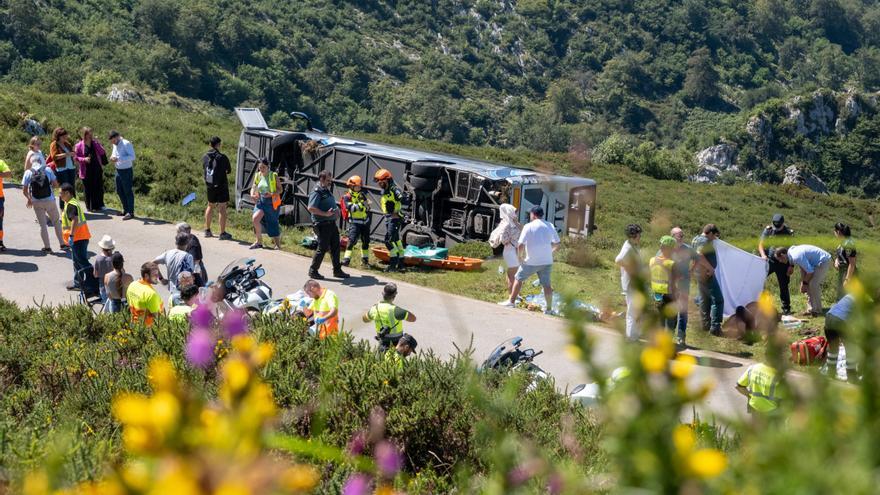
{"left": 74, "top": 127, "right": 108, "bottom": 212}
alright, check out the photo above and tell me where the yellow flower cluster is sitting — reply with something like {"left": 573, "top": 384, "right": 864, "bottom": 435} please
{"left": 25, "top": 337, "right": 317, "bottom": 495}
{"left": 672, "top": 424, "right": 728, "bottom": 479}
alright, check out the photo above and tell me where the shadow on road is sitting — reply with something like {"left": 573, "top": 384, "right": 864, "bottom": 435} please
{"left": 0, "top": 261, "right": 39, "bottom": 273}
{"left": 3, "top": 247, "right": 52, "bottom": 257}
{"left": 338, "top": 274, "right": 383, "bottom": 289}
{"left": 694, "top": 355, "right": 744, "bottom": 369}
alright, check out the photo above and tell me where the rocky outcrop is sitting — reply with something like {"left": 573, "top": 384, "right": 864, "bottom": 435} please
{"left": 835, "top": 93, "right": 861, "bottom": 133}
{"left": 105, "top": 86, "right": 145, "bottom": 104}
{"left": 691, "top": 143, "right": 738, "bottom": 183}
{"left": 785, "top": 91, "right": 837, "bottom": 138}
{"left": 782, "top": 165, "right": 829, "bottom": 195}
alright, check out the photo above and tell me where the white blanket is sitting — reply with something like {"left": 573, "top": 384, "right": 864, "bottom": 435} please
{"left": 713, "top": 240, "right": 768, "bottom": 317}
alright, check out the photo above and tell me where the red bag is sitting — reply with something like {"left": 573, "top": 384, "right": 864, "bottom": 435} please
{"left": 790, "top": 336, "right": 828, "bottom": 365}
{"left": 339, "top": 194, "right": 350, "bottom": 221}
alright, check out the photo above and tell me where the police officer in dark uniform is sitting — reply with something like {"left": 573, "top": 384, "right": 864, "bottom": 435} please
{"left": 758, "top": 213, "right": 794, "bottom": 315}
{"left": 307, "top": 170, "right": 350, "bottom": 280}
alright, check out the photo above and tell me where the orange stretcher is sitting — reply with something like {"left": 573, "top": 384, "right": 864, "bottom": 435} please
{"left": 370, "top": 247, "right": 483, "bottom": 272}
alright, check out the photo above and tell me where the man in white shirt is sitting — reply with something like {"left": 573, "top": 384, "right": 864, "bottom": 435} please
{"left": 498, "top": 206, "right": 560, "bottom": 314}
{"left": 615, "top": 224, "right": 644, "bottom": 341}
{"left": 109, "top": 130, "right": 136, "bottom": 220}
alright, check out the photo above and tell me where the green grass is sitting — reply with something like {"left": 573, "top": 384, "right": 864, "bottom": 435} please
{"left": 4, "top": 85, "right": 879, "bottom": 359}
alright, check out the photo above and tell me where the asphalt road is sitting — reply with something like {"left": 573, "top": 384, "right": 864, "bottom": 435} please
{"left": 0, "top": 184, "right": 755, "bottom": 420}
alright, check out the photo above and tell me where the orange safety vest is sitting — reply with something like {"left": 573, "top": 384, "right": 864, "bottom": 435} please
{"left": 61, "top": 197, "right": 91, "bottom": 244}
{"left": 312, "top": 288, "right": 340, "bottom": 339}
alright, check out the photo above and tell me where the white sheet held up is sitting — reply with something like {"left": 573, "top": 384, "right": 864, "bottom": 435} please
{"left": 713, "top": 240, "right": 768, "bottom": 317}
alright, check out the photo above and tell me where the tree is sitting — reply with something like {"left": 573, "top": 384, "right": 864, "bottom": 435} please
{"left": 681, "top": 48, "right": 719, "bottom": 107}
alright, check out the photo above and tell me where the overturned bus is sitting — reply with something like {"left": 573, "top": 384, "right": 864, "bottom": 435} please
{"left": 234, "top": 108, "right": 596, "bottom": 247}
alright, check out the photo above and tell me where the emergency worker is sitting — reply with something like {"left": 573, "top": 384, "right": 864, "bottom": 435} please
{"left": 736, "top": 362, "right": 782, "bottom": 413}
{"left": 649, "top": 235, "right": 677, "bottom": 332}
{"left": 60, "top": 183, "right": 92, "bottom": 289}
{"left": 373, "top": 169, "right": 405, "bottom": 272}
{"left": 302, "top": 279, "right": 340, "bottom": 339}
{"left": 341, "top": 175, "right": 371, "bottom": 267}
{"left": 757, "top": 213, "right": 794, "bottom": 315}
{"left": 363, "top": 283, "right": 416, "bottom": 351}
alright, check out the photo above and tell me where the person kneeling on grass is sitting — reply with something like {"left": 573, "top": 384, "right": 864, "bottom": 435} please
{"left": 384, "top": 333, "right": 418, "bottom": 370}
{"left": 302, "top": 279, "right": 339, "bottom": 339}
{"left": 736, "top": 361, "right": 782, "bottom": 414}
{"left": 497, "top": 205, "right": 560, "bottom": 315}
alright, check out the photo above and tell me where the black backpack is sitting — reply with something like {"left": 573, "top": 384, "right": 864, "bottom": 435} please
{"left": 30, "top": 168, "right": 52, "bottom": 200}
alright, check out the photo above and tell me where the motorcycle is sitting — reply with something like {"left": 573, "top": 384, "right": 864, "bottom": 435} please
{"left": 481, "top": 336, "right": 608, "bottom": 406}
{"left": 217, "top": 257, "right": 276, "bottom": 314}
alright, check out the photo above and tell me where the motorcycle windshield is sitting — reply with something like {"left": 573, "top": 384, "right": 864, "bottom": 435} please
{"left": 482, "top": 337, "right": 522, "bottom": 370}
{"left": 219, "top": 258, "right": 254, "bottom": 280}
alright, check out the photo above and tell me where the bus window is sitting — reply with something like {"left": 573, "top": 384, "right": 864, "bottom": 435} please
{"left": 567, "top": 186, "right": 595, "bottom": 236}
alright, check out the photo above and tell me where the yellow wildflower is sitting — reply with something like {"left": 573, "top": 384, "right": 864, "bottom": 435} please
{"left": 112, "top": 393, "right": 151, "bottom": 426}
{"left": 122, "top": 426, "right": 152, "bottom": 454}
{"left": 254, "top": 342, "right": 275, "bottom": 367}
{"left": 640, "top": 347, "right": 666, "bottom": 373}
{"left": 757, "top": 291, "right": 775, "bottom": 317}
{"left": 149, "top": 391, "right": 181, "bottom": 433}
{"left": 86, "top": 369, "right": 98, "bottom": 379}
{"left": 148, "top": 357, "right": 177, "bottom": 393}
{"left": 280, "top": 465, "right": 320, "bottom": 492}
{"left": 672, "top": 424, "right": 696, "bottom": 455}
{"left": 121, "top": 461, "right": 151, "bottom": 491}
{"left": 224, "top": 358, "right": 251, "bottom": 393}
{"left": 375, "top": 485, "right": 395, "bottom": 495}
{"left": 654, "top": 331, "right": 675, "bottom": 359}
{"left": 687, "top": 449, "right": 728, "bottom": 479}
{"left": 22, "top": 471, "right": 49, "bottom": 495}
{"left": 231, "top": 335, "right": 256, "bottom": 353}
{"left": 215, "top": 481, "right": 252, "bottom": 495}
{"left": 564, "top": 344, "right": 583, "bottom": 361}
{"left": 846, "top": 277, "right": 864, "bottom": 298}
{"left": 670, "top": 354, "right": 697, "bottom": 379}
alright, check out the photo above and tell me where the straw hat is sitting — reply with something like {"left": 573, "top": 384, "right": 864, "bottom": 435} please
{"left": 98, "top": 235, "right": 116, "bottom": 250}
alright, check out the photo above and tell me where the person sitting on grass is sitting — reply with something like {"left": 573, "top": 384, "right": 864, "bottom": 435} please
{"left": 127, "top": 262, "right": 164, "bottom": 327}
{"left": 169, "top": 284, "right": 201, "bottom": 322}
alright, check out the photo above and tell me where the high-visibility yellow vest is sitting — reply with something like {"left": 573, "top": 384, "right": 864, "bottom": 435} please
{"left": 380, "top": 184, "right": 402, "bottom": 215}
{"left": 347, "top": 190, "right": 369, "bottom": 220}
{"left": 737, "top": 363, "right": 780, "bottom": 412}
{"left": 61, "top": 197, "right": 91, "bottom": 243}
{"left": 369, "top": 302, "right": 406, "bottom": 335}
{"left": 649, "top": 255, "right": 674, "bottom": 295}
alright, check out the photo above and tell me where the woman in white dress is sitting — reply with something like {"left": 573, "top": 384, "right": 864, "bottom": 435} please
{"left": 489, "top": 203, "right": 523, "bottom": 293}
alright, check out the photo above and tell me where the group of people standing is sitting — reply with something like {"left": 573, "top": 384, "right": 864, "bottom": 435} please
{"left": 615, "top": 214, "right": 859, "bottom": 347}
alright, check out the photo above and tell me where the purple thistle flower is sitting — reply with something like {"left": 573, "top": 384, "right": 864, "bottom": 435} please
{"left": 347, "top": 430, "right": 367, "bottom": 456}
{"left": 374, "top": 441, "right": 402, "bottom": 478}
{"left": 186, "top": 327, "right": 215, "bottom": 368}
{"left": 342, "top": 473, "right": 372, "bottom": 495}
{"left": 190, "top": 303, "right": 214, "bottom": 329}
{"left": 547, "top": 472, "right": 564, "bottom": 495}
{"left": 507, "top": 466, "right": 532, "bottom": 487}
{"left": 221, "top": 309, "right": 248, "bottom": 338}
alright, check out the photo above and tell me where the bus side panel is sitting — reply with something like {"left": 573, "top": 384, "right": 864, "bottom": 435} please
{"left": 236, "top": 131, "right": 272, "bottom": 210}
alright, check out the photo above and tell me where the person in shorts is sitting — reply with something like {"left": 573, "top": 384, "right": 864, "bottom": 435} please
{"left": 203, "top": 136, "right": 232, "bottom": 240}
{"left": 498, "top": 206, "right": 560, "bottom": 314}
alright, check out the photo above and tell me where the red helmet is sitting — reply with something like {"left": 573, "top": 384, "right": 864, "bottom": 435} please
{"left": 346, "top": 175, "right": 362, "bottom": 187}
{"left": 373, "top": 169, "right": 392, "bottom": 182}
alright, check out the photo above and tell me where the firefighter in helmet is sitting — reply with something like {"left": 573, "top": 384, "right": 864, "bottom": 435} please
{"left": 342, "top": 175, "right": 371, "bottom": 266}
{"left": 374, "top": 169, "right": 405, "bottom": 272}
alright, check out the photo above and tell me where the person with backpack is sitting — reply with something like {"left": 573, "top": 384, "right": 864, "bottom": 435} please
{"left": 341, "top": 175, "right": 371, "bottom": 267}
{"left": 21, "top": 136, "right": 65, "bottom": 253}
{"left": 202, "top": 136, "right": 232, "bottom": 240}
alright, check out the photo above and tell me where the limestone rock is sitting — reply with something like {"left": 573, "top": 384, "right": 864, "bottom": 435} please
{"left": 782, "top": 165, "right": 829, "bottom": 195}
{"left": 691, "top": 144, "right": 738, "bottom": 183}
{"left": 105, "top": 86, "right": 144, "bottom": 104}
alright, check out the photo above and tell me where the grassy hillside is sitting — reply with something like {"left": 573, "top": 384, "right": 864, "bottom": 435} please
{"left": 3, "top": 87, "right": 880, "bottom": 357}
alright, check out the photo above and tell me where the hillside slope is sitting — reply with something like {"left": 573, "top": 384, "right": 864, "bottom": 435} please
{"left": 3, "top": 0, "right": 880, "bottom": 156}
